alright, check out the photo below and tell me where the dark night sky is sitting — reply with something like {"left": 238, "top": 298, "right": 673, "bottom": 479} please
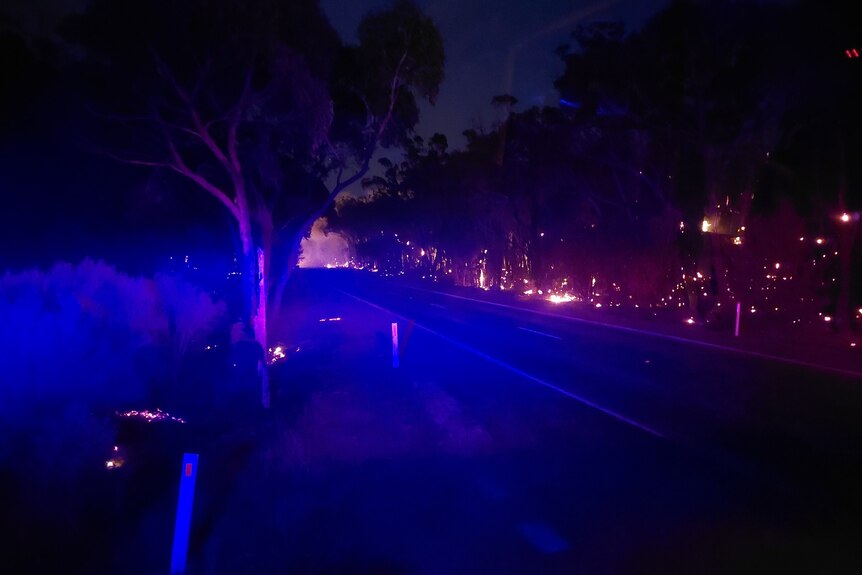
{"left": 322, "top": 0, "right": 668, "bottom": 147}
{"left": 4, "top": 0, "right": 670, "bottom": 148}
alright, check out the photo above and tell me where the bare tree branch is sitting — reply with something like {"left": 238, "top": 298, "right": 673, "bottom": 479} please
{"left": 375, "top": 49, "right": 409, "bottom": 143}
{"left": 98, "top": 143, "right": 239, "bottom": 222}
{"left": 153, "top": 54, "right": 237, "bottom": 177}
{"left": 227, "top": 69, "right": 252, "bottom": 177}
{"left": 167, "top": 140, "right": 240, "bottom": 221}
{"left": 99, "top": 150, "right": 174, "bottom": 169}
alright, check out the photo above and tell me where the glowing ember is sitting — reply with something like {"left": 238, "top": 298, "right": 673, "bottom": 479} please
{"left": 523, "top": 289, "right": 534, "bottom": 295}
{"left": 105, "top": 445, "right": 125, "bottom": 470}
{"left": 685, "top": 318, "right": 695, "bottom": 324}
{"left": 815, "top": 238, "right": 824, "bottom": 245}
{"left": 595, "top": 303, "right": 602, "bottom": 308}
{"left": 269, "top": 345, "right": 287, "bottom": 364}
{"left": 118, "top": 408, "right": 185, "bottom": 424}
{"left": 840, "top": 213, "right": 850, "bottom": 223}
{"left": 824, "top": 316, "right": 832, "bottom": 322}
{"left": 701, "top": 219, "right": 711, "bottom": 233}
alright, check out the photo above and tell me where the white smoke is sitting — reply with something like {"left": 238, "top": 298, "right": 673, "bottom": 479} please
{"left": 298, "top": 218, "right": 350, "bottom": 268}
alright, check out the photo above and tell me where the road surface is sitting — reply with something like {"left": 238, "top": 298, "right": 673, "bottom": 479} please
{"left": 150, "top": 270, "right": 862, "bottom": 574}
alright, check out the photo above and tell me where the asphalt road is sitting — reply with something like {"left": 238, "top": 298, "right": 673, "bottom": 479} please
{"left": 343, "top": 272, "right": 862, "bottom": 466}
{"left": 327, "top": 270, "right": 862, "bottom": 571}
{"left": 153, "top": 269, "right": 862, "bottom": 575}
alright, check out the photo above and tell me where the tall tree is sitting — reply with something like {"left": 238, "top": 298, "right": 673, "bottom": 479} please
{"left": 67, "top": 0, "right": 444, "bottom": 405}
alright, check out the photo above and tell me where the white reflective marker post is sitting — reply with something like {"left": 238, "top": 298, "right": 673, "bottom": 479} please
{"left": 392, "top": 322, "right": 399, "bottom": 368}
{"left": 735, "top": 301, "right": 741, "bottom": 337}
{"left": 170, "top": 453, "right": 199, "bottom": 575}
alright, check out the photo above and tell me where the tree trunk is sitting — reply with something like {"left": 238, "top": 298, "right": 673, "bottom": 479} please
{"left": 271, "top": 228, "right": 304, "bottom": 324}
{"left": 255, "top": 248, "right": 270, "bottom": 408}
{"left": 237, "top": 203, "right": 269, "bottom": 409}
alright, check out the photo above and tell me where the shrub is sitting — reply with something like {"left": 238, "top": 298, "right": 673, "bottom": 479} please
{"left": 0, "top": 260, "right": 226, "bottom": 511}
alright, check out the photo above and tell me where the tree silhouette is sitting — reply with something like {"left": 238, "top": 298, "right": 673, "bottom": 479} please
{"left": 66, "top": 0, "right": 445, "bottom": 404}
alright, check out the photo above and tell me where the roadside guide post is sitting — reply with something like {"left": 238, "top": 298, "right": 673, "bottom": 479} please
{"left": 392, "top": 322, "right": 399, "bottom": 368}
{"left": 170, "top": 453, "right": 199, "bottom": 575}
{"left": 735, "top": 301, "right": 741, "bottom": 337}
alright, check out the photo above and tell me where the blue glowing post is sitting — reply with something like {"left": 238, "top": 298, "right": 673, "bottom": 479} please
{"left": 170, "top": 453, "right": 199, "bottom": 575}
{"left": 392, "top": 322, "right": 399, "bottom": 368}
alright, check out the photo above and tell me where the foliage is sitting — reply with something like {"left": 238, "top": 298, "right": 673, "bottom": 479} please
{"left": 330, "top": 0, "right": 860, "bottom": 324}
{"left": 0, "top": 259, "right": 225, "bottom": 417}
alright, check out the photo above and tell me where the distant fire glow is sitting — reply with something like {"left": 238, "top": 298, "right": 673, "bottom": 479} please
{"left": 299, "top": 217, "right": 349, "bottom": 268}
{"left": 701, "top": 219, "right": 711, "bottom": 232}
{"left": 547, "top": 294, "right": 575, "bottom": 304}
{"left": 118, "top": 408, "right": 185, "bottom": 424}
